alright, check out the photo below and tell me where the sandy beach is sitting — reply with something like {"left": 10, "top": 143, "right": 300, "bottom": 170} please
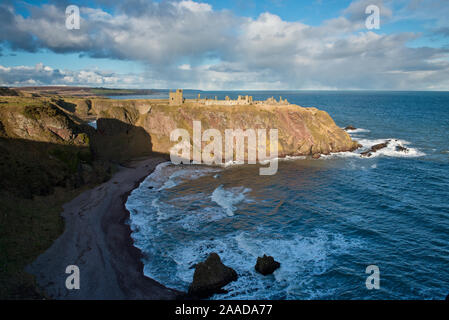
{"left": 27, "top": 157, "right": 182, "bottom": 299}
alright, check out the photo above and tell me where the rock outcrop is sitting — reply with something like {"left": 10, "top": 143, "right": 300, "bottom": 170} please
{"left": 155, "top": 103, "right": 359, "bottom": 158}
{"left": 0, "top": 97, "right": 112, "bottom": 198}
{"left": 395, "top": 145, "right": 409, "bottom": 153}
{"left": 1, "top": 102, "right": 83, "bottom": 144}
{"left": 344, "top": 125, "right": 356, "bottom": 131}
{"left": 188, "top": 253, "right": 238, "bottom": 298}
{"left": 361, "top": 141, "right": 389, "bottom": 158}
{"left": 255, "top": 255, "right": 280, "bottom": 275}
{"left": 103, "top": 102, "right": 360, "bottom": 159}
{"left": 44, "top": 97, "right": 360, "bottom": 160}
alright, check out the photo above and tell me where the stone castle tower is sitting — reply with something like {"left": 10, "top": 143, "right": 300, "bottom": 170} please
{"left": 169, "top": 89, "right": 184, "bottom": 105}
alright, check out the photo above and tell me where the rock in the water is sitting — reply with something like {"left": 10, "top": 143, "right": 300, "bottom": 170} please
{"left": 360, "top": 151, "right": 372, "bottom": 157}
{"left": 371, "top": 142, "right": 389, "bottom": 152}
{"left": 395, "top": 145, "right": 408, "bottom": 153}
{"left": 188, "top": 253, "right": 238, "bottom": 298}
{"left": 344, "top": 125, "right": 357, "bottom": 131}
{"left": 312, "top": 153, "right": 321, "bottom": 159}
{"left": 360, "top": 141, "right": 389, "bottom": 157}
{"left": 255, "top": 255, "right": 280, "bottom": 275}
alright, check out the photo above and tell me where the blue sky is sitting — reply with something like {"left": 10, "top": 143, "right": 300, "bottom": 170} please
{"left": 1, "top": 0, "right": 448, "bottom": 90}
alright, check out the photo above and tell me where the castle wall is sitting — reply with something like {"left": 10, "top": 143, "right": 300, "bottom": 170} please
{"left": 173, "top": 90, "right": 289, "bottom": 106}
{"left": 169, "top": 89, "right": 184, "bottom": 105}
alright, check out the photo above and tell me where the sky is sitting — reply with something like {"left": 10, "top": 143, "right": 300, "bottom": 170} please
{"left": 0, "top": 0, "right": 448, "bottom": 90}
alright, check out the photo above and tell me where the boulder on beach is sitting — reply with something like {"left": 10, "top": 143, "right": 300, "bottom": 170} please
{"left": 188, "top": 253, "right": 238, "bottom": 298}
{"left": 344, "top": 125, "right": 357, "bottom": 131}
{"left": 255, "top": 254, "right": 281, "bottom": 275}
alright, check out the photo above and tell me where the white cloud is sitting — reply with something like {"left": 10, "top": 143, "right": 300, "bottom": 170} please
{"left": 178, "top": 64, "right": 192, "bottom": 70}
{"left": 1, "top": 0, "right": 449, "bottom": 90}
{"left": 0, "top": 63, "right": 145, "bottom": 87}
{"left": 177, "top": 0, "right": 213, "bottom": 13}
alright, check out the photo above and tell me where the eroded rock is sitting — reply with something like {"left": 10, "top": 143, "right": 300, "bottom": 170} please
{"left": 371, "top": 142, "right": 389, "bottom": 152}
{"left": 395, "top": 145, "right": 409, "bottom": 153}
{"left": 361, "top": 141, "right": 390, "bottom": 158}
{"left": 188, "top": 253, "right": 238, "bottom": 298}
{"left": 344, "top": 125, "right": 357, "bottom": 131}
{"left": 255, "top": 254, "right": 280, "bottom": 275}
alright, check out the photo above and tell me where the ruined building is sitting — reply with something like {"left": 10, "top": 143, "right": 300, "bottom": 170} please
{"left": 169, "top": 89, "right": 289, "bottom": 106}
{"left": 169, "top": 89, "right": 184, "bottom": 105}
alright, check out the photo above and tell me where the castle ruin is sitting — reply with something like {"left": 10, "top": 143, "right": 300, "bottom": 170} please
{"left": 168, "top": 89, "right": 289, "bottom": 106}
{"left": 169, "top": 89, "right": 185, "bottom": 105}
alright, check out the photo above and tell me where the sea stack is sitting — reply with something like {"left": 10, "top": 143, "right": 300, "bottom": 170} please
{"left": 188, "top": 253, "right": 238, "bottom": 298}
{"left": 255, "top": 255, "right": 281, "bottom": 275}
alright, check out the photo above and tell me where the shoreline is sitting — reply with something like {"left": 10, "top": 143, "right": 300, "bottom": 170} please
{"left": 27, "top": 157, "right": 183, "bottom": 299}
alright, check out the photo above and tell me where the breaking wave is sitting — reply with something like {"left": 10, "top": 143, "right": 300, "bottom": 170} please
{"left": 322, "top": 128, "right": 425, "bottom": 159}
{"left": 211, "top": 185, "right": 252, "bottom": 217}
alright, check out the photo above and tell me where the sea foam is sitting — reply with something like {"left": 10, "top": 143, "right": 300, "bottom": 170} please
{"left": 321, "top": 128, "right": 426, "bottom": 160}
{"left": 211, "top": 185, "right": 252, "bottom": 216}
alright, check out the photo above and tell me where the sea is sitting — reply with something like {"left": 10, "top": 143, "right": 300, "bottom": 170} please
{"left": 122, "top": 91, "right": 449, "bottom": 300}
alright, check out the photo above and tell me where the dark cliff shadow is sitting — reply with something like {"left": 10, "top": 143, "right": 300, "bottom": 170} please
{"left": 0, "top": 137, "right": 108, "bottom": 199}
{"left": 91, "top": 118, "right": 167, "bottom": 163}
{"left": 51, "top": 98, "right": 77, "bottom": 113}
{"left": 0, "top": 119, "right": 169, "bottom": 300}
{"left": 0, "top": 118, "right": 169, "bottom": 199}
{"left": 0, "top": 136, "right": 113, "bottom": 300}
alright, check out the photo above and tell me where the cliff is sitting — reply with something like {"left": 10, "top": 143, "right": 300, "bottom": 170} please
{"left": 0, "top": 96, "right": 112, "bottom": 199}
{"left": 0, "top": 96, "right": 359, "bottom": 195}
{"left": 84, "top": 99, "right": 359, "bottom": 160}
{"left": 142, "top": 102, "right": 359, "bottom": 158}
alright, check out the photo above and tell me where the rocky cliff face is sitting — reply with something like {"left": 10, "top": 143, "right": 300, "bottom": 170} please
{"left": 118, "top": 102, "right": 357, "bottom": 159}
{"left": 0, "top": 97, "right": 111, "bottom": 199}
{"left": 1, "top": 101, "right": 87, "bottom": 144}
{"left": 82, "top": 100, "right": 359, "bottom": 161}
{"left": 1, "top": 95, "right": 359, "bottom": 178}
